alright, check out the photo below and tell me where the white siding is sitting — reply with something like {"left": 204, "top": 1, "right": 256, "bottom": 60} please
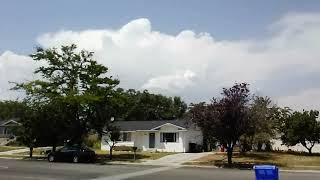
{"left": 101, "top": 132, "right": 135, "bottom": 151}
{"left": 156, "top": 124, "right": 182, "bottom": 152}
{"left": 182, "top": 129, "right": 203, "bottom": 152}
{"left": 101, "top": 124, "right": 203, "bottom": 152}
{"left": 134, "top": 131, "right": 150, "bottom": 151}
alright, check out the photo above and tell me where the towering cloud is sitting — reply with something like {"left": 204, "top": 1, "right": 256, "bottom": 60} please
{"left": 1, "top": 13, "right": 320, "bottom": 110}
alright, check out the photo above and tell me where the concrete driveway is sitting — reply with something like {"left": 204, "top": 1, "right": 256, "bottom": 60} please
{"left": 143, "top": 152, "right": 212, "bottom": 166}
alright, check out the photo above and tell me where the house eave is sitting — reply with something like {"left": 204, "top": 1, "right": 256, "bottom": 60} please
{"left": 150, "top": 123, "right": 186, "bottom": 131}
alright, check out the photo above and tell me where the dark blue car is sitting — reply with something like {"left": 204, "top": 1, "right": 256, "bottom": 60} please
{"left": 47, "top": 145, "right": 96, "bottom": 163}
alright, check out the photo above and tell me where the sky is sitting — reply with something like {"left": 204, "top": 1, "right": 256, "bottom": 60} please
{"left": 1, "top": 0, "right": 320, "bottom": 110}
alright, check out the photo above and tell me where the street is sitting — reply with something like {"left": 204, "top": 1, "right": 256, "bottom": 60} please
{"left": 0, "top": 159, "right": 320, "bottom": 180}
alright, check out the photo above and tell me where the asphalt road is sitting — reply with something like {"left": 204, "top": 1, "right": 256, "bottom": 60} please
{"left": 1, "top": 158, "right": 320, "bottom": 180}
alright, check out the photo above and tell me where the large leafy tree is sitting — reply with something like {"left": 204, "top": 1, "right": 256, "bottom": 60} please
{"left": 190, "top": 83, "right": 251, "bottom": 164}
{"left": 281, "top": 110, "right": 320, "bottom": 155}
{"left": 14, "top": 44, "right": 120, "bottom": 144}
{"left": 240, "top": 96, "right": 278, "bottom": 152}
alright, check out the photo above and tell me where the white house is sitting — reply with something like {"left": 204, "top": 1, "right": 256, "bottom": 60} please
{"left": 101, "top": 119, "right": 203, "bottom": 152}
{"left": 0, "top": 119, "right": 20, "bottom": 138}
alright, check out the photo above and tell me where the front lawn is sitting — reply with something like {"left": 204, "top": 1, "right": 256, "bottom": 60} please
{"left": 16, "top": 147, "right": 45, "bottom": 156}
{"left": 0, "top": 146, "right": 23, "bottom": 152}
{"left": 95, "top": 150, "right": 175, "bottom": 162}
{"left": 186, "top": 152, "right": 320, "bottom": 170}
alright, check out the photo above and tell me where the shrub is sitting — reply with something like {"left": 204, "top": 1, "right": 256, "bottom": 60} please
{"left": 84, "top": 134, "right": 101, "bottom": 149}
{"left": 92, "top": 141, "right": 101, "bottom": 149}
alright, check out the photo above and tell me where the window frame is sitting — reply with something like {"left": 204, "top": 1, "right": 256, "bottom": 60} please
{"left": 160, "top": 132, "right": 179, "bottom": 143}
{"left": 121, "top": 132, "right": 132, "bottom": 142}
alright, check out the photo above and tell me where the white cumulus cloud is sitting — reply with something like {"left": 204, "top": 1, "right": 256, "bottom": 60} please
{"left": 1, "top": 14, "right": 320, "bottom": 110}
{"left": 0, "top": 51, "right": 37, "bottom": 100}
{"left": 142, "top": 70, "right": 196, "bottom": 92}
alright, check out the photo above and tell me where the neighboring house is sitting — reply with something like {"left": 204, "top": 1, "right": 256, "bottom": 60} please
{"left": 101, "top": 119, "right": 203, "bottom": 152}
{"left": 271, "top": 139, "right": 320, "bottom": 153}
{"left": 0, "top": 119, "right": 20, "bottom": 138}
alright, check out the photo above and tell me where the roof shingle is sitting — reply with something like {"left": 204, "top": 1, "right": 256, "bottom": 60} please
{"left": 112, "top": 119, "right": 194, "bottom": 131}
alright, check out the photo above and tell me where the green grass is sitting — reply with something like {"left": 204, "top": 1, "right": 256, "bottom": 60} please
{"left": 95, "top": 149, "right": 175, "bottom": 162}
{"left": 0, "top": 146, "right": 23, "bottom": 152}
{"left": 16, "top": 148, "right": 44, "bottom": 156}
{"left": 186, "top": 152, "right": 320, "bottom": 170}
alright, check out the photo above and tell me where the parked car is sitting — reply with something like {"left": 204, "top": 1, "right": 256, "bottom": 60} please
{"left": 47, "top": 145, "right": 96, "bottom": 163}
{"left": 40, "top": 147, "right": 56, "bottom": 156}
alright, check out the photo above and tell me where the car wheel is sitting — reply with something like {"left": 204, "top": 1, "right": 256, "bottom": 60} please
{"left": 48, "top": 155, "right": 55, "bottom": 162}
{"left": 73, "top": 156, "right": 79, "bottom": 163}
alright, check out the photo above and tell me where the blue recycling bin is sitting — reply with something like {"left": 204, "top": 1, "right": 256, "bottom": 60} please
{"left": 253, "top": 165, "right": 279, "bottom": 180}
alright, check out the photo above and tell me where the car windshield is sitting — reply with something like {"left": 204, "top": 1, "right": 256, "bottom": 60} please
{"left": 80, "top": 145, "right": 92, "bottom": 151}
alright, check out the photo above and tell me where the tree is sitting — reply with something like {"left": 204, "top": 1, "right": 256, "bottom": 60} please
{"left": 190, "top": 83, "right": 251, "bottom": 164}
{"left": 13, "top": 101, "right": 40, "bottom": 158}
{"left": 13, "top": 44, "right": 120, "bottom": 145}
{"left": 0, "top": 100, "right": 26, "bottom": 120}
{"left": 103, "top": 125, "right": 120, "bottom": 160}
{"left": 281, "top": 110, "right": 320, "bottom": 155}
{"left": 115, "top": 89, "right": 187, "bottom": 121}
{"left": 240, "top": 96, "right": 278, "bottom": 152}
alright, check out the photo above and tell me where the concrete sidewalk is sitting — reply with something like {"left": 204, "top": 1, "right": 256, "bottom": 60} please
{"left": 142, "top": 152, "right": 212, "bottom": 166}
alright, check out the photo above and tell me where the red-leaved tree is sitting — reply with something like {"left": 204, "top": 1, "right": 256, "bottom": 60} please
{"left": 190, "top": 83, "right": 251, "bottom": 164}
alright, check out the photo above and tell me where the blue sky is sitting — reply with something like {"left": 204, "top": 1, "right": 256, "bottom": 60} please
{"left": 1, "top": 0, "right": 320, "bottom": 110}
{"left": 1, "top": 0, "right": 320, "bottom": 54}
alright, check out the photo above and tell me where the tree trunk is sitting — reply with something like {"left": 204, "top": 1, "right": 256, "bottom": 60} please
{"left": 301, "top": 142, "right": 313, "bottom": 155}
{"left": 227, "top": 147, "right": 233, "bottom": 164}
{"left": 109, "top": 146, "right": 113, "bottom": 160}
{"left": 29, "top": 147, "right": 33, "bottom": 158}
{"left": 257, "top": 143, "right": 262, "bottom": 152}
{"left": 203, "top": 138, "right": 208, "bottom": 152}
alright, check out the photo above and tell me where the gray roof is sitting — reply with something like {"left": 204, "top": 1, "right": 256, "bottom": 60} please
{"left": 112, "top": 119, "right": 194, "bottom": 131}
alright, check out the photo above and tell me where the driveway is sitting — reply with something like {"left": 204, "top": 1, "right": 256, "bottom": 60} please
{"left": 143, "top": 152, "right": 212, "bottom": 166}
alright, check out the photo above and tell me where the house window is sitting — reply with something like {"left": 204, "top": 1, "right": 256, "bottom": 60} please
{"left": 121, "top": 132, "right": 132, "bottom": 141}
{"left": 160, "top": 133, "right": 179, "bottom": 143}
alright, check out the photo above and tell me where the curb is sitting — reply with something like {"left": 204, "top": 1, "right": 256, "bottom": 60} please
{"left": 180, "top": 165, "right": 219, "bottom": 169}
{"left": 280, "top": 169, "right": 320, "bottom": 173}
{"left": 182, "top": 164, "right": 320, "bottom": 173}
{"left": 0, "top": 156, "right": 23, "bottom": 160}
{"left": 0, "top": 156, "right": 46, "bottom": 161}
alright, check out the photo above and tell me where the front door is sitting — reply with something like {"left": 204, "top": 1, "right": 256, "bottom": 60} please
{"left": 149, "top": 133, "right": 155, "bottom": 148}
